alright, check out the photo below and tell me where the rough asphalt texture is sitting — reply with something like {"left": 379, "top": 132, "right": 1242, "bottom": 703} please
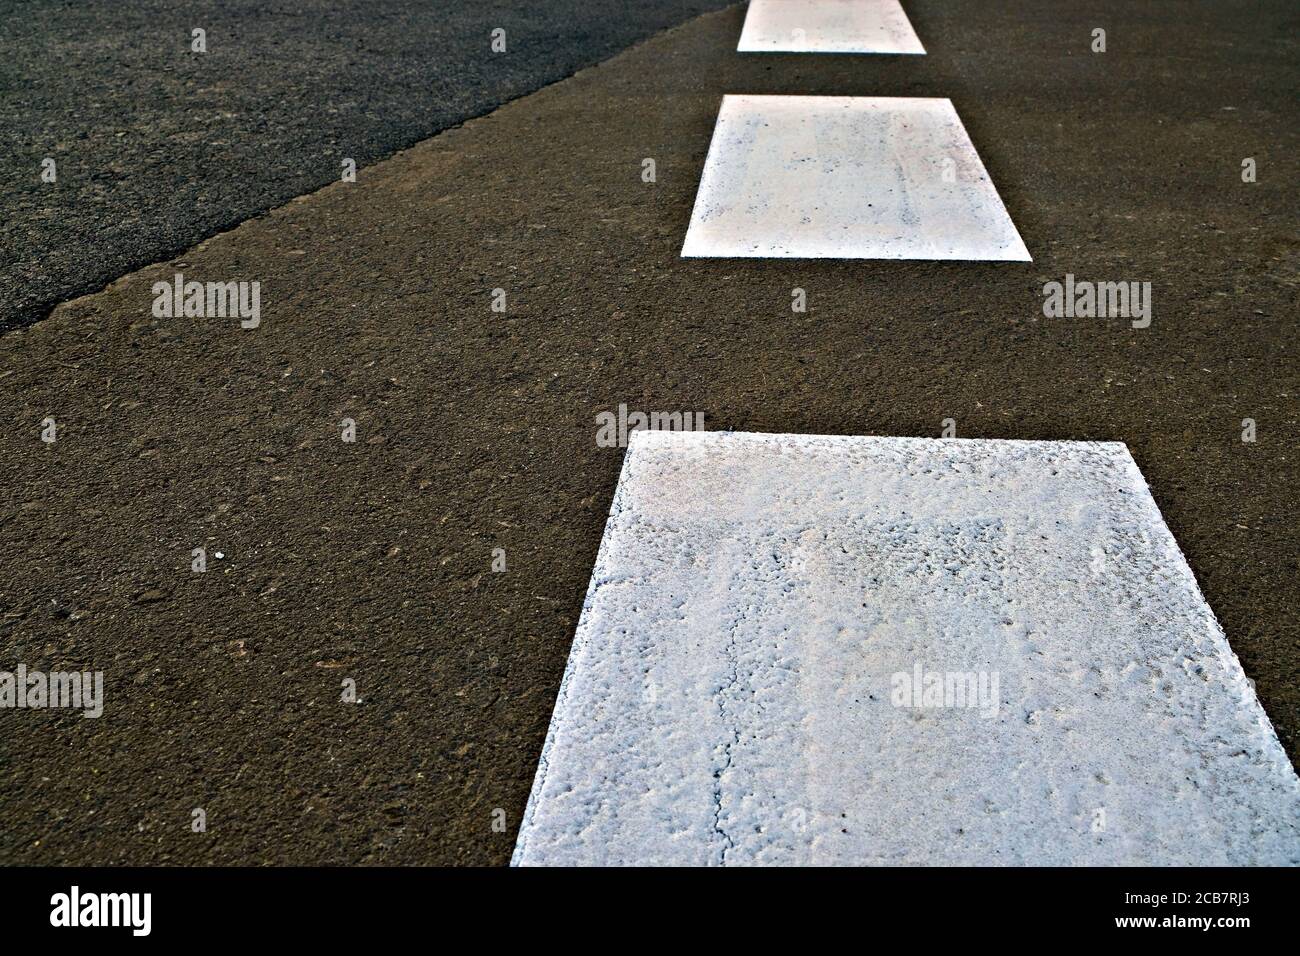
{"left": 0, "top": 0, "right": 733, "bottom": 333}
{"left": 1, "top": 0, "right": 1297, "bottom": 865}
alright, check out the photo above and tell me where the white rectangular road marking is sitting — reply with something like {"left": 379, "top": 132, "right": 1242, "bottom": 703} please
{"left": 514, "top": 432, "right": 1300, "bottom": 866}
{"left": 738, "top": 0, "right": 925, "bottom": 55}
{"left": 681, "top": 96, "right": 1031, "bottom": 260}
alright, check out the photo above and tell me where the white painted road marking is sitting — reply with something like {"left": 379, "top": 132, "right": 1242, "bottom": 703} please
{"left": 738, "top": 0, "right": 925, "bottom": 55}
{"left": 681, "top": 96, "right": 1032, "bottom": 260}
{"left": 514, "top": 432, "right": 1300, "bottom": 865}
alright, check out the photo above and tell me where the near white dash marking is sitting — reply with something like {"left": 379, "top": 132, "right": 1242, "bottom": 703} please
{"left": 514, "top": 432, "right": 1300, "bottom": 866}
{"left": 738, "top": 0, "right": 925, "bottom": 55}
{"left": 681, "top": 95, "right": 1031, "bottom": 260}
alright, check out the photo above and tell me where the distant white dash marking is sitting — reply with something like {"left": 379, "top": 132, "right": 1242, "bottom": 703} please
{"left": 680, "top": 95, "right": 1031, "bottom": 260}
{"left": 514, "top": 432, "right": 1300, "bottom": 866}
{"left": 738, "top": 0, "right": 925, "bottom": 55}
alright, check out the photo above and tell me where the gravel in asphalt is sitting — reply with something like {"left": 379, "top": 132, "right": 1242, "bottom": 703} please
{"left": 0, "top": 0, "right": 1296, "bottom": 865}
{"left": 0, "top": 0, "right": 734, "bottom": 333}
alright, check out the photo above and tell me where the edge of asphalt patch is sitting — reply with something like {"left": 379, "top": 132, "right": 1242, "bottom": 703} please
{"left": 513, "top": 431, "right": 1300, "bottom": 866}
{"left": 4, "top": 1, "right": 744, "bottom": 336}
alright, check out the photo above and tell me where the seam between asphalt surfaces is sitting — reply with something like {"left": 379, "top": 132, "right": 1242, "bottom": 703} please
{"left": 11, "top": 3, "right": 745, "bottom": 338}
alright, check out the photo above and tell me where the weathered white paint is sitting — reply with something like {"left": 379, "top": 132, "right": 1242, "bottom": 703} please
{"left": 738, "top": 0, "right": 925, "bottom": 55}
{"left": 681, "top": 95, "right": 1031, "bottom": 260}
{"left": 514, "top": 432, "right": 1300, "bottom": 865}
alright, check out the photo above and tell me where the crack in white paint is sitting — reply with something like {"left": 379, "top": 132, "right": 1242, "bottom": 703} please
{"left": 513, "top": 432, "right": 1299, "bottom": 866}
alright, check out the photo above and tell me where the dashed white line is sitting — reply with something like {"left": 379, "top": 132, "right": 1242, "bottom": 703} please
{"left": 681, "top": 95, "right": 1032, "bottom": 260}
{"left": 738, "top": 0, "right": 925, "bottom": 55}
{"left": 513, "top": 431, "right": 1300, "bottom": 865}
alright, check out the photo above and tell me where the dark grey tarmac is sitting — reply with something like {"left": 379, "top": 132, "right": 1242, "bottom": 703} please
{"left": 0, "top": 1, "right": 1296, "bottom": 866}
{"left": 1, "top": 0, "right": 733, "bottom": 333}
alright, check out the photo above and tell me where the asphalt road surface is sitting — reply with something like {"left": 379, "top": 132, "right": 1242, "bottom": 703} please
{"left": 1, "top": 1, "right": 1296, "bottom": 865}
{"left": 0, "top": 0, "right": 733, "bottom": 333}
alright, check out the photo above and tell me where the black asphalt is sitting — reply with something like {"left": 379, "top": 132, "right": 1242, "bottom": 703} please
{"left": 0, "top": 0, "right": 734, "bottom": 333}
{"left": 2, "top": 0, "right": 1295, "bottom": 866}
